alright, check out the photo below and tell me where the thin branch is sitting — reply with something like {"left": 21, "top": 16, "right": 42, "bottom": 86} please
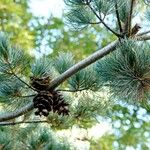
{"left": 88, "top": 21, "right": 101, "bottom": 25}
{"left": 0, "top": 120, "right": 48, "bottom": 126}
{"left": 0, "top": 35, "right": 150, "bottom": 122}
{"left": 115, "top": 3, "right": 123, "bottom": 33}
{"left": 13, "top": 74, "right": 36, "bottom": 91}
{"left": 87, "top": 3, "right": 121, "bottom": 37}
{"left": 7, "top": 62, "right": 38, "bottom": 92}
{"left": 135, "top": 34, "right": 150, "bottom": 41}
{"left": 20, "top": 94, "right": 36, "bottom": 98}
{"left": 128, "top": 0, "right": 135, "bottom": 36}
{"left": 137, "top": 30, "right": 150, "bottom": 36}
{"left": 0, "top": 102, "right": 34, "bottom": 122}
{"left": 57, "top": 88, "right": 90, "bottom": 92}
{"left": 49, "top": 40, "right": 119, "bottom": 90}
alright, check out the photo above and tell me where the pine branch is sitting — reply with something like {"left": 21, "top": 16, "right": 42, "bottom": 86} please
{"left": 49, "top": 40, "right": 119, "bottom": 90}
{"left": 20, "top": 94, "right": 36, "bottom": 98}
{"left": 135, "top": 34, "right": 150, "bottom": 41}
{"left": 0, "top": 35, "right": 150, "bottom": 122}
{"left": 57, "top": 88, "right": 90, "bottom": 92}
{"left": 87, "top": 2, "right": 121, "bottom": 37}
{"left": 0, "top": 102, "right": 34, "bottom": 122}
{"left": 0, "top": 120, "right": 48, "bottom": 126}
{"left": 87, "top": 21, "right": 101, "bottom": 24}
{"left": 7, "top": 63, "right": 37, "bottom": 91}
{"left": 115, "top": 2, "right": 123, "bottom": 33}
{"left": 128, "top": 0, "right": 135, "bottom": 36}
{"left": 0, "top": 40, "right": 118, "bottom": 122}
{"left": 137, "top": 30, "right": 150, "bottom": 36}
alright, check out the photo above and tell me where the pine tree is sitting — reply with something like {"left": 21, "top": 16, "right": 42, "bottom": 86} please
{"left": 0, "top": 0, "right": 150, "bottom": 149}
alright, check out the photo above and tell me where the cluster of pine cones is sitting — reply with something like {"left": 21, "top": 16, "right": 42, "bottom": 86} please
{"left": 30, "top": 76, "right": 69, "bottom": 117}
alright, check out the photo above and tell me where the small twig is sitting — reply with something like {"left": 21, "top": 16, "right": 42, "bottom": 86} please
{"left": 134, "top": 34, "right": 150, "bottom": 41}
{"left": 128, "top": 0, "right": 135, "bottom": 36}
{"left": 0, "top": 120, "right": 49, "bottom": 126}
{"left": 137, "top": 30, "right": 150, "bottom": 36}
{"left": 87, "top": 3, "right": 121, "bottom": 37}
{"left": 115, "top": 3, "right": 123, "bottom": 33}
{"left": 7, "top": 62, "right": 37, "bottom": 92}
{"left": 57, "top": 88, "right": 90, "bottom": 92}
{"left": 12, "top": 73, "right": 36, "bottom": 91}
{"left": 20, "top": 94, "right": 36, "bottom": 98}
{"left": 88, "top": 21, "right": 101, "bottom": 25}
{"left": 0, "top": 102, "right": 34, "bottom": 122}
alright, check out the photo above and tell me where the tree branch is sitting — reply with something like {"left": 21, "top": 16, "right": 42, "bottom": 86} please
{"left": 135, "top": 34, "right": 150, "bottom": 41}
{"left": 49, "top": 40, "right": 119, "bottom": 90}
{"left": 57, "top": 88, "right": 90, "bottom": 92}
{"left": 20, "top": 94, "right": 36, "bottom": 98}
{"left": 128, "top": 0, "right": 135, "bottom": 36}
{"left": 137, "top": 30, "right": 150, "bottom": 36}
{"left": 7, "top": 62, "right": 37, "bottom": 91}
{"left": 0, "top": 120, "right": 48, "bottom": 126}
{"left": 115, "top": 3, "right": 122, "bottom": 33}
{"left": 0, "top": 35, "right": 150, "bottom": 122}
{"left": 87, "top": 3, "right": 121, "bottom": 37}
{"left": 0, "top": 103, "right": 34, "bottom": 122}
{"left": 0, "top": 40, "right": 118, "bottom": 122}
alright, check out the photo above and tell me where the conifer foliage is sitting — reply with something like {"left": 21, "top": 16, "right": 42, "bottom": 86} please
{"left": 96, "top": 40, "right": 150, "bottom": 101}
{"left": 0, "top": 0, "right": 149, "bottom": 120}
{"left": 0, "top": 0, "right": 150, "bottom": 148}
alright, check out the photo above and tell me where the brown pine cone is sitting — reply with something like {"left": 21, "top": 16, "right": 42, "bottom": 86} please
{"left": 30, "top": 76, "right": 50, "bottom": 90}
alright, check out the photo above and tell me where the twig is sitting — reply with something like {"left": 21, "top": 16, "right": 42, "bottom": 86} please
{"left": 115, "top": 3, "right": 122, "bottom": 33}
{"left": 137, "top": 30, "right": 150, "bottom": 36}
{"left": 134, "top": 34, "right": 150, "bottom": 41}
{"left": 87, "top": 3, "right": 121, "bottom": 37}
{"left": 88, "top": 21, "right": 101, "bottom": 25}
{"left": 7, "top": 62, "right": 38, "bottom": 92}
{"left": 0, "top": 102, "right": 34, "bottom": 122}
{"left": 12, "top": 73, "right": 36, "bottom": 91}
{"left": 49, "top": 40, "right": 119, "bottom": 90}
{"left": 128, "top": 0, "right": 135, "bottom": 36}
{"left": 20, "top": 94, "right": 36, "bottom": 98}
{"left": 57, "top": 88, "right": 90, "bottom": 92}
{"left": 0, "top": 120, "right": 48, "bottom": 126}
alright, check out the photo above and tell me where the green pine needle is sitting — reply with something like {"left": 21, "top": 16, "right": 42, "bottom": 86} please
{"left": 54, "top": 52, "right": 75, "bottom": 74}
{"left": 31, "top": 57, "right": 53, "bottom": 78}
{"left": 68, "top": 65, "right": 98, "bottom": 91}
{"left": 96, "top": 39, "right": 150, "bottom": 101}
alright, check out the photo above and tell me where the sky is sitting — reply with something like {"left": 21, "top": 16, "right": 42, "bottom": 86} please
{"left": 29, "top": 0, "right": 65, "bottom": 57}
{"left": 29, "top": 0, "right": 64, "bottom": 18}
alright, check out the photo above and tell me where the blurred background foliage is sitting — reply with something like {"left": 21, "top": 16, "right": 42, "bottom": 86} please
{"left": 0, "top": 0, "right": 150, "bottom": 150}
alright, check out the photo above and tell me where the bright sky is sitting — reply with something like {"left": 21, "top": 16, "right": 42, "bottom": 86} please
{"left": 29, "top": 0, "right": 64, "bottom": 17}
{"left": 29, "top": 0, "right": 65, "bottom": 57}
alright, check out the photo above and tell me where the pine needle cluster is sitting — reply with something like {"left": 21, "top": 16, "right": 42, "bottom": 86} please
{"left": 0, "top": 125, "right": 72, "bottom": 150}
{"left": 96, "top": 39, "right": 150, "bottom": 102}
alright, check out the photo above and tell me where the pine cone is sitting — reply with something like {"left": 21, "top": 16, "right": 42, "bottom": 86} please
{"left": 33, "top": 89, "right": 69, "bottom": 117}
{"left": 30, "top": 76, "right": 50, "bottom": 90}
{"left": 52, "top": 90, "right": 69, "bottom": 115}
{"left": 131, "top": 24, "right": 141, "bottom": 36}
{"left": 31, "top": 76, "right": 69, "bottom": 117}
